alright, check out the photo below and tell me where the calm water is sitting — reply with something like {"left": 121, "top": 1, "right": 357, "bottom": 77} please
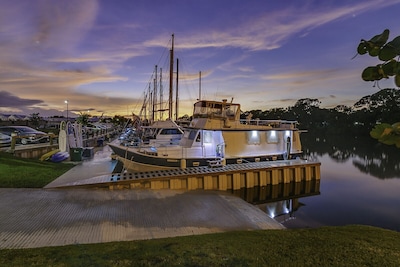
{"left": 255, "top": 134, "right": 400, "bottom": 231}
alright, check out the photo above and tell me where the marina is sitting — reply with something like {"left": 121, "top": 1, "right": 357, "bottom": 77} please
{"left": 0, "top": 130, "right": 321, "bottom": 249}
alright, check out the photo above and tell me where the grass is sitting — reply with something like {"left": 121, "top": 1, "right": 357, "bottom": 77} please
{"left": 1, "top": 225, "right": 399, "bottom": 266}
{"left": 1, "top": 152, "right": 399, "bottom": 266}
{"left": 0, "top": 151, "right": 74, "bottom": 188}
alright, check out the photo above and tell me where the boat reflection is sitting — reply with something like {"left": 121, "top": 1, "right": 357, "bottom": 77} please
{"left": 230, "top": 180, "right": 320, "bottom": 221}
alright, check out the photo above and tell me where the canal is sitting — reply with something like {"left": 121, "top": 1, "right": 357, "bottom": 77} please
{"left": 252, "top": 134, "right": 400, "bottom": 231}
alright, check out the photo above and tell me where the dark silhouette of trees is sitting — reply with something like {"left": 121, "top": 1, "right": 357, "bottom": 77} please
{"left": 243, "top": 89, "right": 400, "bottom": 138}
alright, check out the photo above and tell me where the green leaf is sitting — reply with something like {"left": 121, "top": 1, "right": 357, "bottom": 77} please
{"left": 379, "top": 36, "right": 400, "bottom": 61}
{"left": 392, "top": 122, "right": 400, "bottom": 132}
{"left": 357, "top": 40, "right": 368, "bottom": 55}
{"left": 369, "top": 29, "right": 390, "bottom": 47}
{"left": 378, "top": 44, "right": 397, "bottom": 61}
{"left": 390, "top": 36, "right": 400, "bottom": 52}
{"left": 370, "top": 122, "right": 400, "bottom": 147}
{"left": 381, "top": 60, "right": 397, "bottom": 76}
{"left": 362, "top": 66, "right": 383, "bottom": 81}
{"left": 370, "top": 123, "right": 392, "bottom": 139}
{"left": 368, "top": 44, "right": 380, "bottom": 57}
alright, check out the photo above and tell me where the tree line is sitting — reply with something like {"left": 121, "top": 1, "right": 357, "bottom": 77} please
{"left": 241, "top": 88, "right": 400, "bottom": 137}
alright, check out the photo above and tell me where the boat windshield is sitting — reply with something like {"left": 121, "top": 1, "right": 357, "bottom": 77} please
{"left": 193, "top": 100, "right": 239, "bottom": 119}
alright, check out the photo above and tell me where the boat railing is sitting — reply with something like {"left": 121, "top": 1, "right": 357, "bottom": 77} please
{"left": 239, "top": 119, "right": 298, "bottom": 129}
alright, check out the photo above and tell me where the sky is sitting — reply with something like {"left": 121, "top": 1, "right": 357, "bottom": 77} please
{"left": 0, "top": 0, "right": 400, "bottom": 119}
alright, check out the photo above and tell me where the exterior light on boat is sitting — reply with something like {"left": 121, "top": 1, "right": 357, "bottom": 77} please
{"left": 267, "top": 130, "right": 278, "bottom": 144}
{"left": 247, "top": 131, "right": 260, "bottom": 144}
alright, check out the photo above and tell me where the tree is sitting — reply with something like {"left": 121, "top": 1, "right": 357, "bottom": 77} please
{"left": 355, "top": 29, "right": 400, "bottom": 148}
{"left": 76, "top": 112, "right": 91, "bottom": 126}
{"left": 111, "top": 115, "right": 128, "bottom": 126}
{"left": 29, "top": 113, "right": 41, "bottom": 128}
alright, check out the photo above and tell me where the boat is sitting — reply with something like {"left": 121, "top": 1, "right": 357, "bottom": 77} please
{"left": 118, "top": 119, "right": 183, "bottom": 147}
{"left": 117, "top": 34, "right": 185, "bottom": 149}
{"left": 109, "top": 98, "right": 304, "bottom": 172}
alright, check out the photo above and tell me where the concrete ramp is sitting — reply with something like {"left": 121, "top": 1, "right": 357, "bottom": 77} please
{"left": 0, "top": 188, "right": 284, "bottom": 249}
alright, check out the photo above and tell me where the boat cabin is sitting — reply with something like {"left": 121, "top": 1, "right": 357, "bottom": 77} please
{"left": 192, "top": 99, "right": 240, "bottom": 120}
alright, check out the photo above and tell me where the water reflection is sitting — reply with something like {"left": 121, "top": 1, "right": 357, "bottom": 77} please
{"left": 230, "top": 180, "right": 320, "bottom": 223}
{"left": 303, "top": 133, "right": 400, "bottom": 179}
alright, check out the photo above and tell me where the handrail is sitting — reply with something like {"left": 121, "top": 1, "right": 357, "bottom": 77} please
{"left": 239, "top": 119, "right": 298, "bottom": 128}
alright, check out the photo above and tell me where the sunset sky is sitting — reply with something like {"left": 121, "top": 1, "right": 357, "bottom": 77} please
{"left": 0, "top": 0, "right": 399, "bottom": 118}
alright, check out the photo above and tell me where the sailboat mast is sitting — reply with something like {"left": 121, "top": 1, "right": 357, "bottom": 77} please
{"left": 152, "top": 65, "right": 158, "bottom": 121}
{"left": 199, "top": 71, "right": 201, "bottom": 100}
{"left": 159, "top": 68, "right": 163, "bottom": 119}
{"left": 168, "top": 34, "right": 174, "bottom": 119}
{"left": 175, "top": 58, "right": 179, "bottom": 121}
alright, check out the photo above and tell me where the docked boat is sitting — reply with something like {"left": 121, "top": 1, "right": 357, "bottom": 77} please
{"left": 119, "top": 119, "right": 183, "bottom": 147}
{"left": 109, "top": 98, "right": 303, "bottom": 172}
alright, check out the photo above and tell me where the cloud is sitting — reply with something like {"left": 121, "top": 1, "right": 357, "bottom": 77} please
{"left": 145, "top": 0, "right": 399, "bottom": 52}
{"left": 0, "top": 91, "right": 43, "bottom": 108}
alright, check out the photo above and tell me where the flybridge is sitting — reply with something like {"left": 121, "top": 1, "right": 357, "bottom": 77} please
{"left": 189, "top": 99, "right": 298, "bottom": 131}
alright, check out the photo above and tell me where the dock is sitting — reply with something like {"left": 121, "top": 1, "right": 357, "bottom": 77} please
{"left": 50, "top": 158, "right": 321, "bottom": 191}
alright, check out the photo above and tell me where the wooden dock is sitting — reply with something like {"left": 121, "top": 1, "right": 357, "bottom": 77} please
{"left": 55, "top": 159, "right": 321, "bottom": 191}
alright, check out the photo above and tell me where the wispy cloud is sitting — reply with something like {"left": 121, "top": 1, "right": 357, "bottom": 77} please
{"left": 147, "top": 0, "right": 399, "bottom": 52}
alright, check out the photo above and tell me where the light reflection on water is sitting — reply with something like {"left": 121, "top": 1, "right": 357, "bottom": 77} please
{"left": 241, "top": 135, "right": 400, "bottom": 231}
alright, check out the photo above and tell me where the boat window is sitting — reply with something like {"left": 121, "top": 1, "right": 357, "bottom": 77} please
{"left": 247, "top": 130, "right": 260, "bottom": 144}
{"left": 225, "top": 104, "right": 238, "bottom": 120}
{"left": 266, "top": 131, "right": 279, "bottom": 144}
{"left": 188, "top": 130, "right": 198, "bottom": 140}
{"left": 160, "top": 128, "right": 181, "bottom": 135}
{"left": 203, "top": 131, "right": 212, "bottom": 143}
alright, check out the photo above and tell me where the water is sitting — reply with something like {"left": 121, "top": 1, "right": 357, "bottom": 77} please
{"left": 256, "top": 134, "right": 400, "bottom": 231}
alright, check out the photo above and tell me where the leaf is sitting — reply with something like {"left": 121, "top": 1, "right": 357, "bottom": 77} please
{"left": 381, "top": 127, "right": 393, "bottom": 136}
{"left": 362, "top": 66, "right": 383, "bottom": 81}
{"left": 378, "top": 132, "right": 397, "bottom": 145}
{"left": 357, "top": 40, "right": 368, "bottom": 55}
{"left": 370, "top": 123, "right": 392, "bottom": 139}
{"left": 392, "top": 122, "right": 400, "bottom": 132}
{"left": 369, "top": 29, "right": 390, "bottom": 47}
{"left": 390, "top": 36, "right": 400, "bottom": 53}
{"left": 381, "top": 60, "right": 397, "bottom": 76}
{"left": 368, "top": 44, "right": 380, "bottom": 57}
{"left": 370, "top": 122, "right": 400, "bottom": 148}
{"left": 395, "top": 74, "right": 400, "bottom": 87}
{"left": 379, "top": 44, "right": 397, "bottom": 61}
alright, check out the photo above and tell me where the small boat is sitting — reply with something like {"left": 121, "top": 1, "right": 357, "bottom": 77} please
{"left": 109, "top": 98, "right": 303, "bottom": 172}
{"left": 51, "top": 151, "right": 70, "bottom": 163}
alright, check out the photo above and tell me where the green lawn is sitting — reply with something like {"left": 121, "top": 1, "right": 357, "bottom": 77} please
{"left": 1, "top": 225, "right": 399, "bottom": 266}
{"left": 0, "top": 151, "right": 74, "bottom": 188}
